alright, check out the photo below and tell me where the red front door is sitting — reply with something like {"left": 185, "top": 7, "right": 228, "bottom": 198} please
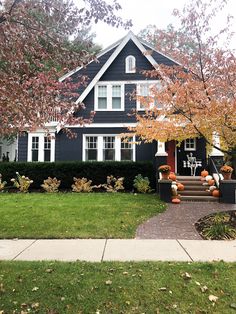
{"left": 166, "top": 140, "right": 176, "bottom": 173}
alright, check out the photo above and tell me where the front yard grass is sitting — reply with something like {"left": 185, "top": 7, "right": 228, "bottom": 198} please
{"left": 0, "top": 193, "right": 165, "bottom": 239}
{"left": 0, "top": 261, "right": 236, "bottom": 313}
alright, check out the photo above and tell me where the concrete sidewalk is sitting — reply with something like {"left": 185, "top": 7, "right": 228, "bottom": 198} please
{"left": 0, "top": 239, "right": 236, "bottom": 262}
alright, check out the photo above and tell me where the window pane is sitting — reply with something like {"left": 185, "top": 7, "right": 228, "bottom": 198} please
{"left": 140, "top": 84, "right": 149, "bottom": 96}
{"left": 98, "top": 97, "right": 107, "bottom": 109}
{"left": 112, "top": 98, "right": 121, "bottom": 109}
{"left": 112, "top": 85, "right": 121, "bottom": 97}
{"left": 86, "top": 149, "right": 97, "bottom": 161}
{"left": 44, "top": 137, "right": 51, "bottom": 149}
{"left": 98, "top": 86, "right": 107, "bottom": 97}
{"left": 85, "top": 137, "right": 97, "bottom": 161}
{"left": 32, "top": 150, "right": 38, "bottom": 162}
{"left": 32, "top": 137, "right": 39, "bottom": 149}
{"left": 44, "top": 150, "right": 50, "bottom": 162}
{"left": 121, "top": 149, "right": 132, "bottom": 161}
{"left": 103, "top": 136, "right": 115, "bottom": 161}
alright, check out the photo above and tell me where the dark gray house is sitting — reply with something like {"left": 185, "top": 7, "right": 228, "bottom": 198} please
{"left": 16, "top": 31, "right": 224, "bottom": 174}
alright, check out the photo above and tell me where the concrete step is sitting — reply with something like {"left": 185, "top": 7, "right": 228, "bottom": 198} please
{"left": 179, "top": 180, "right": 203, "bottom": 185}
{"left": 180, "top": 195, "right": 219, "bottom": 202}
{"left": 184, "top": 185, "right": 208, "bottom": 191}
{"left": 177, "top": 176, "right": 202, "bottom": 181}
{"left": 179, "top": 190, "right": 211, "bottom": 196}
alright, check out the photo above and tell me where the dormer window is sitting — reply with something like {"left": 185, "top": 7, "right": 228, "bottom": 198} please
{"left": 125, "top": 55, "right": 136, "bottom": 73}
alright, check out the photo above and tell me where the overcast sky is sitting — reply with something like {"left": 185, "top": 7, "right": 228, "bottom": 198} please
{"left": 92, "top": 0, "right": 236, "bottom": 49}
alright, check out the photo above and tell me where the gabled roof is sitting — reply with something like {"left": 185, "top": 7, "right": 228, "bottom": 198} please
{"left": 59, "top": 31, "right": 180, "bottom": 104}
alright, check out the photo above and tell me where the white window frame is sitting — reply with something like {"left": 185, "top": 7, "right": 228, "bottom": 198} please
{"left": 83, "top": 134, "right": 136, "bottom": 162}
{"left": 184, "top": 138, "right": 196, "bottom": 151}
{"left": 136, "top": 80, "right": 162, "bottom": 111}
{"left": 27, "top": 132, "right": 55, "bottom": 162}
{"left": 94, "top": 82, "right": 125, "bottom": 111}
{"left": 125, "top": 55, "right": 136, "bottom": 73}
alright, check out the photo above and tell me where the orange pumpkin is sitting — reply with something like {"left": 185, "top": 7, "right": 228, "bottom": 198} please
{"left": 172, "top": 198, "right": 181, "bottom": 204}
{"left": 169, "top": 172, "right": 177, "bottom": 181}
{"left": 201, "top": 169, "right": 209, "bottom": 177}
{"left": 208, "top": 179, "right": 215, "bottom": 186}
{"left": 177, "top": 183, "right": 185, "bottom": 191}
{"left": 212, "top": 189, "right": 220, "bottom": 197}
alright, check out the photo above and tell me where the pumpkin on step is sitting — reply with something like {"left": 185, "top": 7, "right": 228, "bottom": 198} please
{"left": 212, "top": 189, "right": 220, "bottom": 197}
{"left": 172, "top": 198, "right": 181, "bottom": 204}
{"left": 208, "top": 179, "right": 215, "bottom": 186}
{"left": 201, "top": 169, "right": 209, "bottom": 177}
{"left": 169, "top": 172, "right": 177, "bottom": 181}
{"left": 177, "top": 183, "right": 185, "bottom": 191}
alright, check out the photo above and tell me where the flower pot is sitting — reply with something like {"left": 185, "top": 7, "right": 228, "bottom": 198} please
{"left": 222, "top": 172, "right": 232, "bottom": 180}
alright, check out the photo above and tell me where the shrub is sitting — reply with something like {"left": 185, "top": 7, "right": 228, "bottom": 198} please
{"left": 41, "top": 177, "right": 61, "bottom": 193}
{"left": 71, "top": 177, "right": 93, "bottom": 193}
{"left": 100, "top": 175, "right": 124, "bottom": 193}
{"left": 133, "top": 174, "right": 152, "bottom": 193}
{"left": 11, "top": 172, "right": 33, "bottom": 193}
{"left": 0, "top": 173, "right": 7, "bottom": 191}
{"left": 0, "top": 162, "right": 155, "bottom": 191}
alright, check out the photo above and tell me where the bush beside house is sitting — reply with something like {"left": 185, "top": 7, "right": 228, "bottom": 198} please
{"left": 0, "top": 161, "right": 155, "bottom": 191}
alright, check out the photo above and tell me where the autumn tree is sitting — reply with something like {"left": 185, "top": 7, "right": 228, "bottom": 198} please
{"left": 132, "top": 0, "right": 236, "bottom": 167}
{"left": 0, "top": 0, "right": 131, "bottom": 136}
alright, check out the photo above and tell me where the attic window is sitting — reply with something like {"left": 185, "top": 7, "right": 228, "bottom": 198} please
{"left": 125, "top": 55, "right": 136, "bottom": 73}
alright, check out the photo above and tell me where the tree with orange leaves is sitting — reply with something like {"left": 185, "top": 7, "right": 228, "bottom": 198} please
{"left": 133, "top": 0, "right": 236, "bottom": 167}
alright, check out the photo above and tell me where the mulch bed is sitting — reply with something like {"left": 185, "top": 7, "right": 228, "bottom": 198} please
{"left": 195, "top": 210, "right": 236, "bottom": 240}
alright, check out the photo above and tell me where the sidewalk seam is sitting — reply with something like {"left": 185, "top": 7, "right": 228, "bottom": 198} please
{"left": 101, "top": 239, "right": 108, "bottom": 262}
{"left": 177, "top": 239, "right": 193, "bottom": 262}
{"left": 12, "top": 239, "right": 38, "bottom": 261}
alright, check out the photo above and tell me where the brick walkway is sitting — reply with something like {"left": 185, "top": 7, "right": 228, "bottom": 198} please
{"left": 136, "top": 202, "right": 236, "bottom": 240}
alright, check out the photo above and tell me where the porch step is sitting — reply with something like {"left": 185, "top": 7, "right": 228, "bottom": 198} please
{"left": 178, "top": 180, "right": 203, "bottom": 185}
{"left": 179, "top": 190, "right": 211, "bottom": 196}
{"left": 184, "top": 185, "right": 209, "bottom": 191}
{"left": 180, "top": 195, "right": 219, "bottom": 202}
{"left": 177, "top": 176, "right": 202, "bottom": 181}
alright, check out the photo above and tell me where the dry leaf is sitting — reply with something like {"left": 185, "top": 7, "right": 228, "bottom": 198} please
{"left": 105, "top": 280, "right": 112, "bottom": 285}
{"left": 31, "top": 302, "right": 40, "bottom": 309}
{"left": 158, "top": 287, "right": 167, "bottom": 291}
{"left": 182, "top": 272, "right": 191, "bottom": 280}
{"left": 32, "top": 286, "right": 39, "bottom": 291}
{"left": 209, "top": 295, "right": 218, "bottom": 302}
{"left": 200, "top": 286, "right": 208, "bottom": 293}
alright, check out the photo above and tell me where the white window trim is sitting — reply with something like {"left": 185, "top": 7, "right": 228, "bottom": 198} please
{"left": 83, "top": 134, "right": 136, "bottom": 162}
{"left": 184, "top": 138, "right": 196, "bottom": 151}
{"left": 136, "top": 80, "right": 162, "bottom": 111}
{"left": 94, "top": 82, "right": 125, "bottom": 111}
{"left": 27, "top": 132, "right": 55, "bottom": 162}
{"left": 125, "top": 55, "right": 136, "bottom": 73}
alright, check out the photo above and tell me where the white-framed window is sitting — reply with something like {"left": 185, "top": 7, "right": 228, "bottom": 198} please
{"left": 44, "top": 137, "right": 51, "bottom": 162}
{"left": 125, "top": 55, "right": 136, "bottom": 73}
{"left": 184, "top": 138, "right": 196, "bottom": 151}
{"left": 83, "top": 135, "right": 135, "bottom": 161}
{"left": 136, "top": 81, "right": 162, "bottom": 110}
{"left": 27, "top": 133, "right": 55, "bottom": 162}
{"left": 95, "top": 83, "right": 124, "bottom": 111}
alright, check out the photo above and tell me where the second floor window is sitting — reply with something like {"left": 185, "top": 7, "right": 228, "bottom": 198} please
{"left": 95, "top": 83, "right": 124, "bottom": 111}
{"left": 125, "top": 55, "right": 136, "bottom": 73}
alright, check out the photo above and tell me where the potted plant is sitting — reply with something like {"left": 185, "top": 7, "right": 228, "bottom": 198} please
{"left": 220, "top": 165, "right": 233, "bottom": 180}
{"left": 158, "top": 164, "right": 171, "bottom": 180}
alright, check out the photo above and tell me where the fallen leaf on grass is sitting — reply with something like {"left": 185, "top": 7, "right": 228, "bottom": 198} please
{"left": 158, "top": 287, "right": 167, "bottom": 291}
{"left": 200, "top": 286, "right": 208, "bottom": 293}
{"left": 31, "top": 302, "right": 40, "bottom": 309}
{"left": 45, "top": 268, "right": 54, "bottom": 273}
{"left": 209, "top": 295, "right": 218, "bottom": 303}
{"left": 182, "top": 272, "right": 192, "bottom": 280}
{"left": 32, "top": 286, "right": 39, "bottom": 292}
{"left": 230, "top": 303, "right": 236, "bottom": 309}
{"left": 105, "top": 280, "right": 112, "bottom": 285}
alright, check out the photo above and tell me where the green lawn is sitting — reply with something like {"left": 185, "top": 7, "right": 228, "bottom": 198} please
{"left": 0, "top": 193, "right": 165, "bottom": 239}
{"left": 0, "top": 261, "right": 236, "bottom": 313}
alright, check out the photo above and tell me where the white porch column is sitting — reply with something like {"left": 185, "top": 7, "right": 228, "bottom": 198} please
{"left": 155, "top": 141, "right": 168, "bottom": 156}
{"left": 209, "top": 132, "right": 224, "bottom": 157}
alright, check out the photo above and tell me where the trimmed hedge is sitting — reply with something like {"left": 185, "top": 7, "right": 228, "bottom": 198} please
{"left": 0, "top": 161, "right": 155, "bottom": 191}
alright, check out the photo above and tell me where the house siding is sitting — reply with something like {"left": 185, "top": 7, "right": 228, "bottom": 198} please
{"left": 55, "top": 127, "right": 154, "bottom": 162}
